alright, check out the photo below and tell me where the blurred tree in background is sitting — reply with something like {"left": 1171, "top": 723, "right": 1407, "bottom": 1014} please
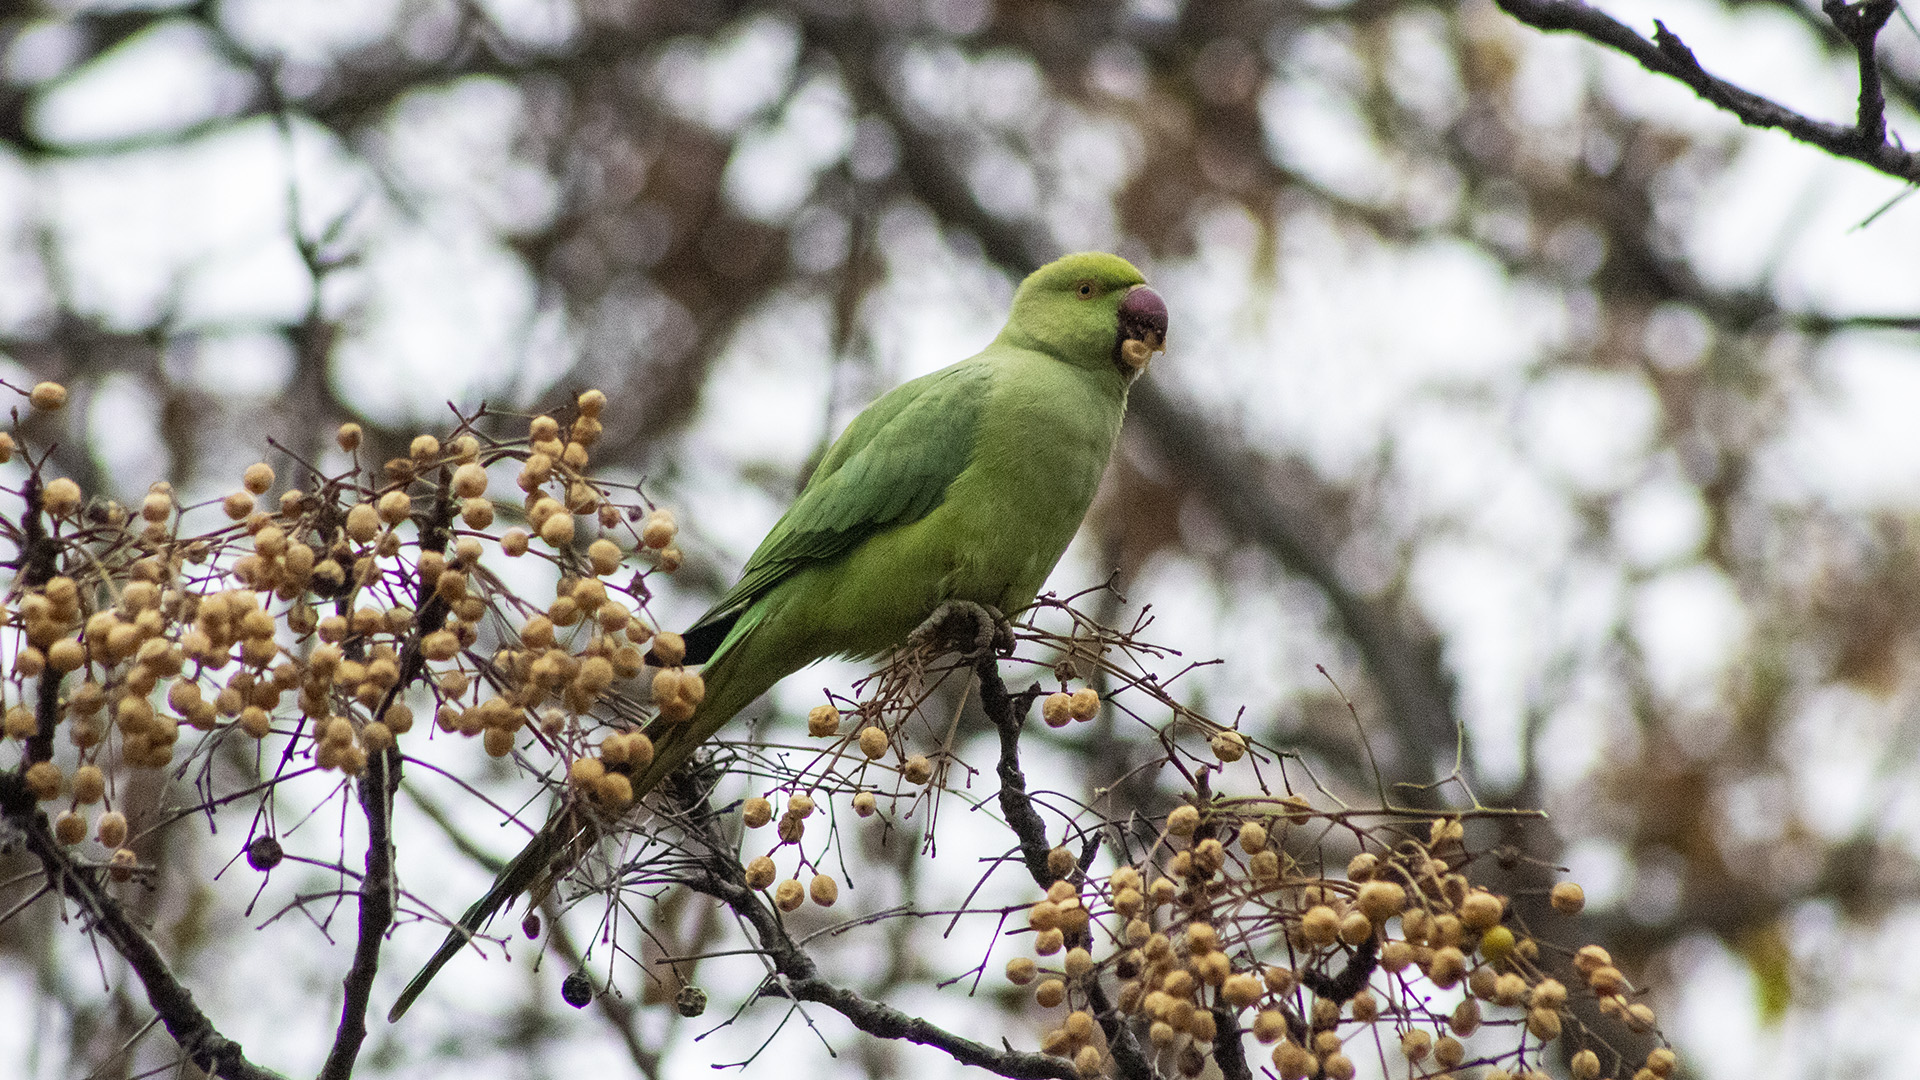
{"left": 0, "top": 0, "right": 1917, "bottom": 1077}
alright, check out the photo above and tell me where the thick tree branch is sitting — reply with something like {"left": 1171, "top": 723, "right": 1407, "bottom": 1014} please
{"left": 0, "top": 774, "right": 285, "bottom": 1080}
{"left": 1495, "top": 0, "right": 1917, "bottom": 181}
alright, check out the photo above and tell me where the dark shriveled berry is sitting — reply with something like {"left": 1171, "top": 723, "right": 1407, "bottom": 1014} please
{"left": 561, "top": 971, "right": 593, "bottom": 1008}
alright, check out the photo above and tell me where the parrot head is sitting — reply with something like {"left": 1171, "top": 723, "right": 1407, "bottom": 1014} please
{"left": 1001, "top": 252, "right": 1169, "bottom": 378}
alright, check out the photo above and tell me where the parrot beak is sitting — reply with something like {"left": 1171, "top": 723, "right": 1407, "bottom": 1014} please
{"left": 1116, "top": 285, "right": 1168, "bottom": 375}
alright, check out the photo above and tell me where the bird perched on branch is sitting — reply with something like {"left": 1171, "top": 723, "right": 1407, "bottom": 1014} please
{"left": 389, "top": 251, "right": 1168, "bottom": 1021}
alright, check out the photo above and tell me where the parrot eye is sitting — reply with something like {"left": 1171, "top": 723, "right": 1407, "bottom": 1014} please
{"left": 1075, "top": 281, "right": 1095, "bottom": 298}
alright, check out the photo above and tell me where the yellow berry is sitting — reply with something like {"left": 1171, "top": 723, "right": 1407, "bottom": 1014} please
{"left": 1067, "top": 688, "right": 1099, "bottom": 721}
{"left": 1042, "top": 692, "right": 1073, "bottom": 728}
{"left": 1571, "top": 1049, "right": 1600, "bottom": 1080}
{"left": 1210, "top": 730, "right": 1247, "bottom": 762}
{"left": 43, "top": 477, "right": 82, "bottom": 517}
{"left": 1034, "top": 978, "right": 1066, "bottom": 1008}
{"left": 1479, "top": 924, "right": 1516, "bottom": 964}
{"left": 809, "top": 873, "right": 838, "bottom": 907}
{"left": 1356, "top": 880, "right": 1406, "bottom": 922}
{"left": 1166, "top": 805, "right": 1199, "bottom": 837}
{"left": 1460, "top": 889, "right": 1504, "bottom": 930}
{"left": 30, "top": 381, "right": 68, "bottom": 410}
{"left": 1300, "top": 905, "right": 1339, "bottom": 945}
{"left": 1551, "top": 880, "right": 1586, "bottom": 914}
{"left": 97, "top": 810, "right": 129, "bottom": 848}
{"left": 1006, "top": 956, "right": 1037, "bottom": 985}
{"left": 774, "top": 878, "right": 804, "bottom": 912}
{"left": 641, "top": 510, "right": 676, "bottom": 549}
{"left": 807, "top": 704, "right": 840, "bottom": 737}
{"left": 25, "top": 761, "right": 61, "bottom": 800}
{"left": 742, "top": 796, "right": 773, "bottom": 828}
{"left": 377, "top": 489, "right": 411, "bottom": 525}
{"left": 587, "top": 538, "right": 622, "bottom": 575}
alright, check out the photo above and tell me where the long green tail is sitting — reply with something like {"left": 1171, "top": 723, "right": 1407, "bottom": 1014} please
{"left": 387, "top": 623, "right": 789, "bottom": 1022}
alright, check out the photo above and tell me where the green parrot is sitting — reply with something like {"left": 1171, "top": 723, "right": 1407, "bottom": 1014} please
{"left": 388, "top": 251, "right": 1167, "bottom": 1021}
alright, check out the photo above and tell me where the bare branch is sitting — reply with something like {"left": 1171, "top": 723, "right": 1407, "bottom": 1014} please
{"left": 1494, "top": 0, "right": 1918, "bottom": 181}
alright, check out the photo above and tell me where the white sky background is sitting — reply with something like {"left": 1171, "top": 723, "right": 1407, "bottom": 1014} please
{"left": 1, "top": 0, "right": 1919, "bottom": 1077}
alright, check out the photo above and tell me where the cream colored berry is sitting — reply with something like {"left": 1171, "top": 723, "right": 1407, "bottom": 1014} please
{"left": 650, "top": 631, "right": 686, "bottom": 667}
{"left": 1034, "top": 978, "right": 1066, "bottom": 1008}
{"left": 377, "top": 489, "right": 411, "bottom": 524}
{"left": 1428, "top": 946, "right": 1467, "bottom": 988}
{"left": 587, "top": 538, "right": 622, "bottom": 575}
{"left": 452, "top": 462, "right": 489, "bottom": 499}
{"left": 1210, "top": 730, "right": 1247, "bottom": 762}
{"left": 1570, "top": 1049, "right": 1600, "bottom": 1080}
{"left": 858, "top": 726, "right": 889, "bottom": 759}
{"left": 1166, "top": 805, "right": 1199, "bottom": 836}
{"left": 97, "top": 810, "right": 129, "bottom": 848}
{"left": 807, "top": 704, "right": 840, "bottom": 737}
{"left": 742, "top": 797, "right": 773, "bottom": 828}
{"left": 336, "top": 423, "right": 362, "bottom": 451}
{"left": 774, "top": 878, "right": 804, "bottom": 911}
{"left": 25, "top": 761, "right": 61, "bottom": 801}
{"left": 43, "top": 478, "right": 82, "bottom": 517}
{"left": 902, "top": 754, "right": 933, "bottom": 784}
{"left": 744, "top": 855, "right": 776, "bottom": 889}
{"left": 1356, "top": 880, "right": 1406, "bottom": 922}
{"left": 641, "top": 510, "right": 677, "bottom": 549}
{"left": 1272, "top": 1043, "right": 1315, "bottom": 1080}
{"left": 1551, "top": 881, "right": 1586, "bottom": 914}
{"left": 1399, "top": 1029, "right": 1431, "bottom": 1061}
{"left": 1063, "top": 946, "right": 1093, "bottom": 979}
{"left": 1006, "top": 956, "right": 1037, "bottom": 985}
{"left": 852, "top": 791, "right": 877, "bottom": 817}
{"left": 29, "top": 381, "right": 67, "bottom": 410}
{"left": 54, "top": 810, "right": 86, "bottom": 845}
{"left": 1300, "top": 905, "right": 1339, "bottom": 945}
{"left": 806, "top": 873, "right": 838, "bottom": 907}
{"left": 1042, "top": 692, "right": 1073, "bottom": 728}
{"left": 1239, "top": 821, "right": 1268, "bottom": 854}
{"left": 1067, "top": 688, "right": 1099, "bottom": 721}
{"left": 1460, "top": 889, "right": 1504, "bottom": 931}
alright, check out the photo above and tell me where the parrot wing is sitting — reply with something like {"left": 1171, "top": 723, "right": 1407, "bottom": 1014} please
{"left": 679, "top": 359, "right": 992, "bottom": 663}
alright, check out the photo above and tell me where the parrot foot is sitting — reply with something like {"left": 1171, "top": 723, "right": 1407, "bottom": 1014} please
{"left": 911, "top": 601, "right": 1015, "bottom": 661}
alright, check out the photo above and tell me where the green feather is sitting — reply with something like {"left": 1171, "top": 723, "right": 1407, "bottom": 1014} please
{"left": 388, "top": 252, "right": 1159, "bottom": 1021}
